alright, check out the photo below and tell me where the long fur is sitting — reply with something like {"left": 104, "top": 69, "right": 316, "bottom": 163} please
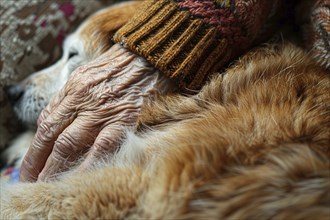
{"left": 1, "top": 43, "right": 329, "bottom": 219}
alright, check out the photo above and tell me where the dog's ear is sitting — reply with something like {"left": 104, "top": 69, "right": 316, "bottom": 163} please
{"left": 81, "top": 1, "right": 143, "bottom": 55}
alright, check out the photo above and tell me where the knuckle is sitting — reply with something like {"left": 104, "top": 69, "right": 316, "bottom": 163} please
{"left": 37, "top": 109, "right": 48, "bottom": 126}
{"left": 54, "top": 135, "right": 76, "bottom": 158}
{"left": 92, "top": 136, "right": 119, "bottom": 153}
{"left": 53, "top": 132, "right": 88, "bottom": 161}
{"left": 35, "top": 122, "right": 53, "bottom": 144}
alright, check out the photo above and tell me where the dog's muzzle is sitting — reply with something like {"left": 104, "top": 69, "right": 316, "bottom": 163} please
{"left": 4, "top": 84, "right": 24, "bottom": 105}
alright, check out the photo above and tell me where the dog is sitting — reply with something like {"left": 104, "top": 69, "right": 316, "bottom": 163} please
{"left": 1, "top": 1, "right": 142, "bottom": 167}
{"left": 1, "top": 42, "right": 329, "bottom": 219}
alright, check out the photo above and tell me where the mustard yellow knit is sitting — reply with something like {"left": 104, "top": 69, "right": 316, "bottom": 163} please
{"left": 114, "top": 0, "right": 282, "bottom": 90}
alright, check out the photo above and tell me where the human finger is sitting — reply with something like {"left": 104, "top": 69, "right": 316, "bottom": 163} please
{"left": 37, "top": 116, "right": 100, "bottom": 181}
{"left": 79, "top": 121, "right": 130, "bottom": 170}
{"left": 20, "top": 97, "right": 77, "bottom": 182}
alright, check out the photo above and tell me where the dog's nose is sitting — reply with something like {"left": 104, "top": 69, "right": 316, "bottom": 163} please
{"left": 4, "top": 84, "right": 24, "bottom": 104}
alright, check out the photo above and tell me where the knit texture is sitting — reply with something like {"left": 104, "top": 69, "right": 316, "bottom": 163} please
{"left": 113, "top": 0, "right": 280, "bottom": 90}
{"left": 297, "top": 0, "right": 330, "bottom": 70}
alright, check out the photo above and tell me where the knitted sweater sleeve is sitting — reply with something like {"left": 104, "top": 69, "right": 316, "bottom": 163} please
{"left": 113, "top": 0, "right": 282, "bottom": 90}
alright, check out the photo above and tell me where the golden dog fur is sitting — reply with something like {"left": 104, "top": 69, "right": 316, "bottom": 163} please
{"left": 1, "top": 42, "right": 329, "bottom": 219}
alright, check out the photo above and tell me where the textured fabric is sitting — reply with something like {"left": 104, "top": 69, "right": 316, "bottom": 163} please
{"left": 114, "top": 0, "right": 281, "bottom": 90}
{"left": 0, "top": 0, "right": 111, "bottom": 150}
{"left": 177, "top": 0, "right": 248, "bottom": 47}
{"left": 297, "top": 0, "right": 330, "bottom": 70}
{"left": 0, "top": 0, "right": 110, "bottom": 85}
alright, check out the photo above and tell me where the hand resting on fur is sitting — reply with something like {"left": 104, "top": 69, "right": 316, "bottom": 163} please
{"left": 20, "top": 44, "right": 174, "bottom": 182}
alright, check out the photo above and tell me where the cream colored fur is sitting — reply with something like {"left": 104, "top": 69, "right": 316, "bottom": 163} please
{"left": 1, "top": 43, "right": 329, "bottom": 219}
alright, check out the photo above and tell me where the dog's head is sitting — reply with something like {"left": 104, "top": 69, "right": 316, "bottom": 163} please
{"left": 5, "top": 1, "right": 140, "bottom": 129}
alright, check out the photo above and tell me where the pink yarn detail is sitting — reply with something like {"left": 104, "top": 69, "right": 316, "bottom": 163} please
{"left": 59, "top": 3, "right": 75, "bottom": 18}
{"left": 177, "top": 0, "right": 249, "bottom": 47}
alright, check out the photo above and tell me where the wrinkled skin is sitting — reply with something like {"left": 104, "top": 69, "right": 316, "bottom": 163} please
{"left": 20, "top": 44, "right": 174, "bottom": 182}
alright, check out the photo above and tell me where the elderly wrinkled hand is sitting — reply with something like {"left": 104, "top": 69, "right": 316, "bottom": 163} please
{"left": 20, "top": 43, "right": 173, "bottom": 182}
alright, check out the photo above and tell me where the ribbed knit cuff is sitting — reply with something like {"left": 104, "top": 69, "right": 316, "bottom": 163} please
{"left": 113, "top": 0, "right": 280, "bottom": 90}
{"left": 113, "top": 0, "right": 232, "bottom": 90}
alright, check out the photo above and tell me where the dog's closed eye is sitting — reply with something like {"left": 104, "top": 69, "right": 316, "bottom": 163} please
{"left": 68, "top": 51, "right": 78, "bottom": 59}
